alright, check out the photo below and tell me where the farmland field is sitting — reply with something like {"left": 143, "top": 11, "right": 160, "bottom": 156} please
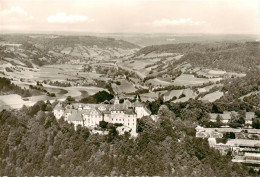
{"left": 172, "top": 88, "right": 197, "bottom": 103}
{"left": 0, "top": 94, "right": 35, "bottom": 109}
{"left": 163, "top": 90, "right": 183, "bottom": 101}
{"left": 197, "top": 83, "right": 223, "bottom": 93}
{"left": 199, "top": 91, "right": 224, "bottom": 102}
{"left": 0, "top": 85, "right": 107, "bottom": 110}
{"left": 112, "top": 79, "right": 137, "bottom": 95}
{"left": 147, "top": 78, "right": 173, "bottom": 87}
{"left": 139, "top": 92, "right": 159, "bottom": 101}
{"left": 173, "top": 74, "right": 222, "bottom": 86}
{"left": 119, "top": 58, "right": 160, "bottom": 78}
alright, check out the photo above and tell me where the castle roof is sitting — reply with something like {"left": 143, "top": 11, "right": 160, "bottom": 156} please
{"left": 124, "top": 109, "right": 136, "bottom": 115}
{"left": 245, "top": 112, "right": 255, "bottom": 120}
{"left": 133, "top": 100, "right": 144, "bottom": 107}
{"left": 144, "top": 107, "right": 152, "bottom": 115}
{"left": 54, "top": 103, "right": 64, "bottom": 111}
{"left": 124, "top": 99, "right": 132, "bottom": 107}
{"left": 64, "top": 109, "right": 73, "bottom": 114}
{"left": 227, "top": 139, "right": 260, "bottom": 148}
{"left": 68, "top": 110, "right": 83, "bottom": 121}
{"left": 110, "top": 103, "right": 127, "bottom": 111}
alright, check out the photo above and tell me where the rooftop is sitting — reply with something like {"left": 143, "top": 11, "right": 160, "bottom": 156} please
{"left": 226, "top": 139, "right": 260, "bottom": 148}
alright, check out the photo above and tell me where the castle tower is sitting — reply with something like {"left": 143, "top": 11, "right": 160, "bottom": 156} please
{"left": 114, "top": 95, "right": 120, "bottom": 105}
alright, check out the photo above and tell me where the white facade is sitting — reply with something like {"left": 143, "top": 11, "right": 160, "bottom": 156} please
{"left": 53, "top": 97, "right": 151, "bottom": 135}
{"left": 53, "top": 103, "right": 64, "bottom": 119}
{"left": 53, "top": 109, "right": 64, "bottom": 119}
{"left": 83, "top": 109, "right": 103, "bottom": 128}
{"left": 135, "top": 106, "right": 150, "bottom": 118}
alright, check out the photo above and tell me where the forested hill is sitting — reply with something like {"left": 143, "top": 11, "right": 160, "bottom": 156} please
{"left": 0, "top": 101, "right": 249, "bottom": 176}
{"left": 134, "top": 42, "right": 260, "bottom": 72}
{"left": 134, "top": 42, "right": 241, "bottom": 55}
{"left": 0, "top": 35, "right": 140, "bottom": 50}
{"left": 0, "top": 34, "right": 140, "bottom": 66}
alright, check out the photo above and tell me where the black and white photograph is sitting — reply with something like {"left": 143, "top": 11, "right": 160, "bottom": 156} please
{"left": 0, "top": 0, "right": 260, "bottom": 176}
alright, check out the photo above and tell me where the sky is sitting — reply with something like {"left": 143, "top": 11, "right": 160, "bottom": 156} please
{"left": 0, "top": 0, "right": 259, "bottom": 34}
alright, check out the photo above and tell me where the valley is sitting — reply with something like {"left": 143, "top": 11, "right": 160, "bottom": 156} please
{"left": 1, "top": 33, "right": 260, "bottom": 175}
{"left": 1, "top": 34, "right": 258, "bottom": 109}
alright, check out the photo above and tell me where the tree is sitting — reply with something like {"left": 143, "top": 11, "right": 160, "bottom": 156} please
{"left": 99, "top": 121, "right": 108, "bottom": 129}
{"left": 255, "top": 110, "right": 260, "bottom": 118}
{"left": 216, "top": 115, "right": 222, "bottom": 123}
{"left": 66, "top": 96, "right": 75, "bottom": 104}
{"left": 252, "top": 118, "right": 260, "bottom": 129}
{"left": 80, "top": 91, "right": 114, "bottom": 104}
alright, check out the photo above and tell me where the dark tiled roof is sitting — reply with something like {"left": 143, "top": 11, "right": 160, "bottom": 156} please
{"left": 110, "top": 104, "right": 127, "bottom": 111}
{"left": 245, "top": 112, "right": 255, "bottom": 120}
{"left": 133, "top": 100, "right": 144, "bottom": 107}
{"left": 54, "top": 103, "right": 64, "bottom": 111}
{"left": 124, "top": 109, "right": 136, "bottom": 115}
{"left": 144, "top": 107, "right": 152, "bottom": 114}
{"left": 68, "top": 110, "right": 83, "bottom": 121}
{"left": 124, "top": 99, "right": 132, "bottom": 107}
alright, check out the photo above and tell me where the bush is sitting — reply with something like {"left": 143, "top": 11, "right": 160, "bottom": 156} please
{"left": 115, "top": 81, "right": 121, "bottom": 85}
{"left": 80, "top": 91, "right": 114, "bottom": 104}
{"left": 99, "top": 121, "right": 108, "bottom": 129}
{"left": 179, "top": 93, "right": 186, "bottom": 99}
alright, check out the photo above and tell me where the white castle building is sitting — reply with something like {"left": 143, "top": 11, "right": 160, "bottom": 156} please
{"left": 53, "top": 96, "right": 151, "bottom": 136}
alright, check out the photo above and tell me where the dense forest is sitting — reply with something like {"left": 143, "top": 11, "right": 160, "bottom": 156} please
{"left": 218, "top": 70, "right": 260, "bottom": 102}
{"left": 0, "top": 100, "right": 252, "bottom": 176}
{"left": 135, "top": 42, "right": 241, "bottom": 56}
{"left": 136, "top": 42, "right": 260, "bottom": 73}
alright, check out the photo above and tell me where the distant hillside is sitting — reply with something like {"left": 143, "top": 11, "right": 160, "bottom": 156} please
{"left": 135, "top": 42, "right": 260, "bottom": 73}
{"left": 34, "top": 35, "right": 139, "bottom": 50}
{"left": 134, "top": 42, "right": 241, "bottom": 56}
{"left": 0, "top": 34, "right": 139, "bottom": 50}
{"left": 95, "top": 34, "right": 259, "bottom": 47}
{"left": 0, "top": 34, "right": 140, "bottom": 66}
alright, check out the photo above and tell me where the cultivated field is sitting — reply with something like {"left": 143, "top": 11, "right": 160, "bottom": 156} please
{"left": 173, "top": 74, "right": 222, "bottom": 86}
{"left": 112, "top": 79, "right": 137, "bottom": 95}
{"left": 0, "top": 94, "right": 35, "bottom": 109}
{"left": 172, "top": 88, "right": 197, "bottom": 103}
{"left": 163, "top": 90, "right": 183, "bottom": 101}
{"left": 199, "top": 91, "right": 224, "bottom": 102}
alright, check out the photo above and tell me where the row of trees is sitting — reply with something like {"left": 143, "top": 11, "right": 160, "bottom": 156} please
{"left": 0, "top": 77, "right": 31, "bottom": 97}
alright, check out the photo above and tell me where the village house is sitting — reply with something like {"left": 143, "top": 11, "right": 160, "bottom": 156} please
{"left": 209, "top": 111, "right": 255, "bottom": 125}
{"left": 245, "top": 112, "right": 255, "bottom": 125}
{"left": 53, "top": 95, "right": 151, "bottom": 136}
{"left": 228, "top": 139, "right": 260, "bottom": 164}
{"left": 209, "top": 111, "right": 238, "bottom": 123}
{"left": 196, "top": 126, "right": 260, "bottom": 164}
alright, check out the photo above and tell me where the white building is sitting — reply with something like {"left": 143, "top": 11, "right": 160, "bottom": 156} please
{"left": 245, "top": 112, "right": 255, "bottom": 125}
{"left": 209, "top": 111, "right": 255, "bottom": 125}
{"left": 53, "top": 102, "right": 64, "bottom": 119}
{"left": 53, "top": 96, "right": 151, "bottom": 136}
